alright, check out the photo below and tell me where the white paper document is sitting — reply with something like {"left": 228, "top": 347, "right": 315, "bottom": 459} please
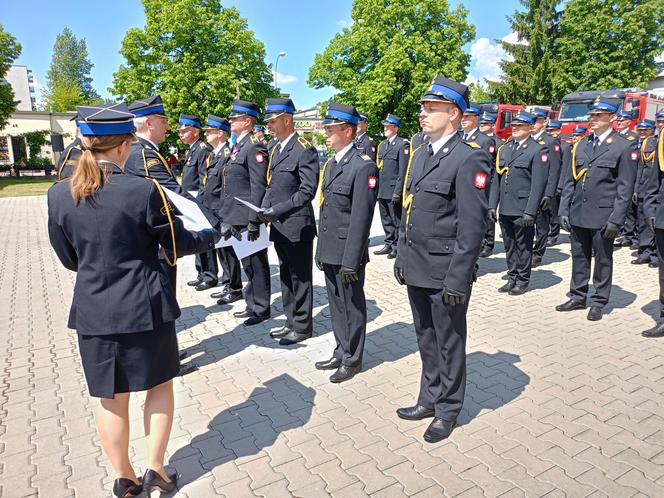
{"left": 232, "top": 224, "right": 271, "bottom": 260}
{"left": 234, "top": 197, "right": 264, "bottom": 213}
{"left": 163, "top": 188, "right": 212, "bottom": 232}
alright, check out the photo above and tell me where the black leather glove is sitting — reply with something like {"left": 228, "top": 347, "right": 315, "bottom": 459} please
{"left": 392, "top": 196, "right": 402, "bottom": 208}
{"left": 247, "top": 222, "right": 260, "bottom": 242}
{"left": 600, "top": 221, "right": 621, "bottom": 240}
{"left": 442, "top": 287, "right": 466, "bottom": 306}
{"left": 516, "top": 214, "right": 535, "bottom": 227}
{"left": 560, "top": 215, "right": 571, "bottom": 232}
{"left": 394, "top": 265, "right": 405, "bottom": 285}
{"left": 648, "top": 217, "right": 656, "bottom": 232}
{"left": 540, "top": 196, "right": 552, "bottom": 212}
{"left": 315, "top": 258, "right": 324, "bottom": 271}
{"left": 488, "top": 208, "right": 497, "bottom": 223}
{"left": 555, "top": 190, "right": 562, "bottom": 200}
{"left": 340, "top": 266, "right": 359, "bottom": 284}
{"left": 258, "top": 207, "right": 279, "bottom": 224}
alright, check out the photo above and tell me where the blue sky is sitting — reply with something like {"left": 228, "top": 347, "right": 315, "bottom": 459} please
{"left": 3, "top": 0, "right": 520, "bottom": 110}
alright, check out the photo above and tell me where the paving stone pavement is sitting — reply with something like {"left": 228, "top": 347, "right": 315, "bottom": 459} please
{"left": 2, "top": 195, "right": 664, "bottom": 497}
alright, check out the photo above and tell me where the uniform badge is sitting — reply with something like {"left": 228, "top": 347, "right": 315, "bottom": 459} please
{"left": 474, "top": 172, "right": 488, "bottom": 189}
{"left": 371, "top": 146, "right": 376, "bottom": 152}
{"left": 368, "top": 176, "right": 377, "bottom": 189}
{"left": 256, "top": 153, "right": 264, "bottom": 164}
{"left": 554, "top": 144, "right": 560, "bottom": 152}
{"left": 404, "top": 147, "right": 409, "bottom": 155}
{"left": 631, "top": 151, "right": 638, "bottom": 161}
{"left": 607, "top": 137, "right": 614, "bottom": 144}
{"left": 489, "top": 145, "right": 495, "bottom": 153}
{"left": 443, "top": 147, "right": 449, "bottom": 153}
{"left": 541, "top": 153, "right": 549, "bottom": 163}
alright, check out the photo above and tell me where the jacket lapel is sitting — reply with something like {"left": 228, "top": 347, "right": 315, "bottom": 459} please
{"left": 414, "top": 134, "right": 461, "bottom": 186}
{"left": 325, "top": 146, "right": 355, "bottom": 188}
{"left": 272, "top": 133, "right": 297, "bottom": 169}
{"left": 589, "top": 131, "right": 615, "bottom": 162}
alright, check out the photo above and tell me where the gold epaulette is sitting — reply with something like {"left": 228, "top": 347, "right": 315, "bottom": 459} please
{"left": 146, "top": 158, "right": 161, "bottom": 169}
{"left": 465, "top": 141, "right": 480, "bottom": 149}
{"left": 297, "top": 136, "right": 312, "bottom": 148}
{"left": 360, "top": 154, "right": 371, "bottom": 161}
{"left": 250, "top": 135, "right": 259, "bottom": 144}
{"left": 627, "top": 135, "right": 636, "bottom": 141}
{"left": 200, "top": 142, "right": 208, "bottom": 149}
{"left": 538, "top": 139, "right": 546, "bottom": 145}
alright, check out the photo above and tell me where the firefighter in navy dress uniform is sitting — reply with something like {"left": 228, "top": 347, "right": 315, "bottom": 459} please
{"left": 374, "top": 114, "right": 409, "bottom": 258}
{"left": 557, "top": 96, "right": 637, "bottom": 321}
{"left": 314, "top": 102, "right": 379, "bottom": 383}
{"left": 56, "top": 130, "right": 82, "bottom": 180}
{"left": 616, "top": 109, "right": 640, "bottom": 248}
{"left": 222, "top": 99, "right": 272, "bottom": 326}
{"left": 393, "top": 76, "right": 491, "bottom": 443}
{"left": 489, "top": 111, "right": 549, "bottom": 295}
{"left": 478, "top": 112, "right": 503, "bottom": 257}
{"left": 642, "top": 122, "right": 664, "bottom": 337}
{"left": 259, "top": 98, "right": 319, "bottom": 345}
{"left": 200, "top": 115, "right": 244, "bottom": 304}
{"left": 47, "top": 104, "right": 219, "bottom": 497}
{"left": 632, "top": 120, "right": 658, "bottom": 265}
{"left": 354, "top": 112, "right": 377, "bottom": 161}
{"left": 544, "top": 120, "right": 569, "bottom": 247}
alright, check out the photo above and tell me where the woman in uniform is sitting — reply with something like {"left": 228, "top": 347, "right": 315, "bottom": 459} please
{"left": 47, "top": 104, "right": 219, "bottom": 497}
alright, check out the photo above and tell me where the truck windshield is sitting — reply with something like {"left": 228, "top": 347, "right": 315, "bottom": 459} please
{"left": 558, "top": 101, "right": 593, "bottom": 121}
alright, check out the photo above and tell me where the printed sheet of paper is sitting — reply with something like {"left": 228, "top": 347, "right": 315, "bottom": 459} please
{"left": 232, "top": 224, "right": 271, "bottom": 260}
{"left": 163, "top": 188, "right": 212, "bottom": 232}
{"left": 234, "top": 197, "right": 264, "bottom": 213}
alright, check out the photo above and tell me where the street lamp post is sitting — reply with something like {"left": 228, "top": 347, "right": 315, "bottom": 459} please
{"left": 274, "top": 51, "right": 286, "bottom": 89}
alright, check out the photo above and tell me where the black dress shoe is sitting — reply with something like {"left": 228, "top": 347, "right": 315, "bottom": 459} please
{"left": 374, "top": 244, "right": 392, "bottom": 255}
{"left": 649, "top": 261, "right": 659, "bottom": 268}
{"left": 280, "top": 330, "right": 312, "bottom": 345}
{"left": 423, "top": 418, "right": 456, "bottom": 443}
{"left": 142, "top": 469, "right": 177, "bottom": 495}
{"left": 631, "top": 256, "right": 650, "bottom": 265}
{"left": 630, "top": 243, "right": 639, "bottom": 250}
{"left": 233, "top": 309, "right": 252, "bottom": 319}
{"left": 315, "top": 357, "right": 341, "bottom": 370}
{"left": 244, "top": 313, "right": 270, "bottom": 326}
{"left": 195, "top": 281, "right": 217, "bottom": 291}
{"left": 217, "top": 291, "right": 243, "bottom": 305}
{"left": 113, "top": 477, "right": 142, "bottom": 498}
{"left": 270, "top": 326, "right": 292, "bottom": 339}
{"left": 210, "top": 286, "right": 229, "bottom": 299}
{"left": 387, "top": 250, "right": 397, "bottom": 259}
{"left": 498, "top": 281, "right": 515, "bottom": 293}
{"left": 187, "top": 278, "right": 202, "bottom": 287}
{"left": 479, "top": 247, "right": 493, "bottom": 257}
{"left": 396, "top": 405, "right": 435, "bottom": 421}
{"left": 555, "top": 299, "right": 586, "bottom": 312}
{"left": 508, "top": 284, "right": 528, "bottom": 296}
{"left": 642, "top": 322, "right": 664, "bottom": 338}
{"left": 330, "top": 364, "right": 361, "bottom": 383}
{"left": 531, "top": 258, "right": 542, "bottom": 268}
{"left": 587, "top": 306, "right": 603, "bottom": 321}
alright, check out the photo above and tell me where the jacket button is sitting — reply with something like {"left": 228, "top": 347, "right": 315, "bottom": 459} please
{"left": 323, "top": 227, "right": 327, "bottom": 231}
{"left": 583, "top": 198, "right": 587, "bottom": 203}
{"left": 408, "top": 240, "right": 412, "bottom": 246}
{"left": 323, "top": 214, "right": 327, "bottom": 219}
{"left": 416, "top": 186, "right": 420, "bottom": 192}
{"left": 408, "top": 223, "right": 413, "bottom": 229}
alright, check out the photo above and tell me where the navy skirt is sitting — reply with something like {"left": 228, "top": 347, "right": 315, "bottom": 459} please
{"left": 77, "top": 321, "right": 180, "bottom": 398}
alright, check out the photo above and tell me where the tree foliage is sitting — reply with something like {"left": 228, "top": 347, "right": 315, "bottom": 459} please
{"left": 487, "top": 0, "right": 561, "bottom": 105}
{"left": 552, "top": 0, "right": 664, "bottom": 100}
{"left": 44, "top": 28, "right": 101, "bottom": 111}
{"left": 0, "top": 24, "right": 22, "bottom": 128}
{"left": 111, "top": 0, "right": 276, "bottom": 128}
{"left": 468, "top": 81, "right": 492, "bottom": 103}
{"left": 308, "top": 0, "right": 475, "bottom": 136}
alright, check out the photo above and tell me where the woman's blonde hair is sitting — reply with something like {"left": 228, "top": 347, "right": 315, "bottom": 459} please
{"left": 69, "top": 134, "right": 134, "bottom": 202}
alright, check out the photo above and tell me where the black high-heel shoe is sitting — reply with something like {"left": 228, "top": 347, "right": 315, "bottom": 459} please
{"left": 142, "top": 468, "right": 177, "bottom": 494}
{"left": 112, "top": 477, "right": 142, "bottom": 498}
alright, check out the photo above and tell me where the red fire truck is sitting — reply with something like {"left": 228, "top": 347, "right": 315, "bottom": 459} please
{"left": 558, "top": 88, "right": 664, "bottom": 138}
{"left": 475, "top": 102, "right": 524, "bottom": 140}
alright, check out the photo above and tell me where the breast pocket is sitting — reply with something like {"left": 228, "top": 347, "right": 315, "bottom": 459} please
{"left": 275, "top": 163, "right": 299, "bottom": 186}
{"left": 418, "top": 180, "right": 452, "bottom": 212}
{"left": 330, "top": 183, "right": 352, "bottom": 211}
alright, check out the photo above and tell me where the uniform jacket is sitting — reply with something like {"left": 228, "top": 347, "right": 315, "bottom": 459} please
{"left": 559, "top": 130, "right": 637, "bottom": 229}
{"left": 377, "top": 136, "right": 410, "bottom": 200}
{"left": 556, "top": 140, "right": 573, "bottom": 194}
{"left": 535, "top": 133, "right": 563, "bottom": 199}
{"left": 316, "top": 145, "right": 379, "bottom": 269}
{"left": 410, "top": 131, "right": 428, "bottom": 152}
{"left": 464, "top": 129, "right": 496, "bottom": 156}
{"left": 643, "top": 131, "right": 664, "bottom": 227}
{"left": 489, "top": 136, "right": 549, "bottom": 217}
{"left": 201, "top": 142, "right": 232, "bottom": 214}
{"left": 354, "top": 133, "right": 377, "bottom": 162}
{"left": 261, "top": 132, "right": 319, "bottom": 243}
{"left": 396, "top": 133, "right": 491, "bottom": 292}
{"left": 182, "top": 138, "right": 212, "bottom": 194}
{"left": 47, "top": 164, "right": 215, "bottom": 336}
{"left": 218, "top": 132, "right": 269, "bottom": 227}
{"left": 56, "top": 137, "right": 82, "bottom": 180}
{"left": 635, "top": 135, "right": 657, "bottom": 198}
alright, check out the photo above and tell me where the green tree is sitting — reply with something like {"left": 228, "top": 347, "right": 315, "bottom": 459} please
{"left": 468, "top": 81, "right": 492, "bottom": 103}
{"left": 552, "top": 0, "right": 664, "bottom": 101}
{"left": 308, "top": 0, "right": 475, "bottom": 136}
{"left": 487, "top": 0, "right": 561, "bottom": 105}
{"left": 44, "top": 27, "right": 101, "bottom": 111}
{"left": 111, "top": 0, "right": 276, "bottom": 130}
{"left": 0, "top": 24, "right": 22, "bottom": 128}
